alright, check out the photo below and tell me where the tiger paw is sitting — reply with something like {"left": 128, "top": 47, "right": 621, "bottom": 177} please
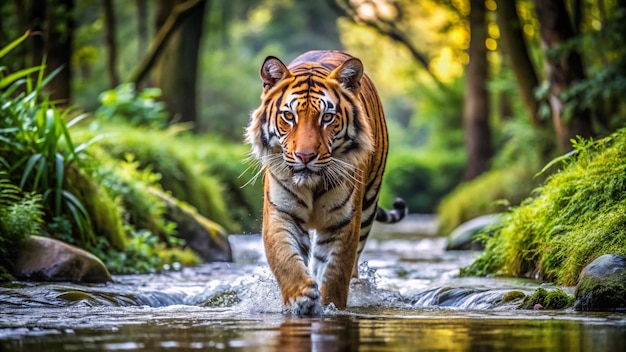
{"left": 290, "top": 285, "right": 323, "bottom": 317}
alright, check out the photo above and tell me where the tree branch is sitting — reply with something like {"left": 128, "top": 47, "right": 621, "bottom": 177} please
{"left": 127, "top": 0, "right": 205, "bottom": 86}
{"left": 326, "top": 0, "right": 447, "bottom": 89}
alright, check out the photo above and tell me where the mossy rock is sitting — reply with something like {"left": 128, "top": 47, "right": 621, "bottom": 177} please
{"left": 519, "top": 287, "right": 573, "bottom": 310}
{"left": 149, "top": 187, "right": 232, "bottom": 262}
{"left": 502, "top": 290, "right": 525, "bottom": 302}
{"left": 574, "top": 254, "right": 626, "bottom": 311}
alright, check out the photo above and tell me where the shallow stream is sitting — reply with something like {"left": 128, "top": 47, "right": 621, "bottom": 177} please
{"left": 1, "top": 217, "right": 625, "bottom": 351}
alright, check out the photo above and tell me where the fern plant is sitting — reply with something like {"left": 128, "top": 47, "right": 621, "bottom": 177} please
{"left": 0, "top": 173, "right": 44, "bottom": 281}
{"left": 0, "top": 33, "right": 103, "bottom": 246}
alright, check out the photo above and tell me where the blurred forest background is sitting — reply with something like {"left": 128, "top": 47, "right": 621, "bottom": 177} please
{"left": 1, "top": 0, "right": 626, "bottom": 275}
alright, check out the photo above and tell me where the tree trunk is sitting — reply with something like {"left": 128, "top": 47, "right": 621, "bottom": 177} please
{"left": 463, "top": 0, "right": 493, "bottom": 180}
{"left": 534, "top": 0, "right": 594, "bottom": 152}
{"left": 153, "top": 0, "right": 207, "bottom": 128}
{"left": 496, "top": 0, "right": 541, "bottom": 127}
{"left": 103, "top": 0, "right": 119, "bottom": 88}
{"left": 136, "top": 0, "right": 148, "bottom": 60}
{"left": 26, "top": 0, "right": 74, "bottom": 106}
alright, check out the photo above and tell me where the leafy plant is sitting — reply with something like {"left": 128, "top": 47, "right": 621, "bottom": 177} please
{"left": 95, "top": 83, "right": 168, "bottom": 128}
{"left": 0, "top": 33, "right": 104, "bottom": 246}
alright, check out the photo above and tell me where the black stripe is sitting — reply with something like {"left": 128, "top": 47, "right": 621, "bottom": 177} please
{"left": 313, "top": 253, "right": 328, "bottom": 263}
{"left": 362, "top": 192, "right": 379, "bottom": 213}
{"left": 270, "top": 172, "right": 307, "bottom": 208}
{"left": 329, "top": 192, "right": 352, "bottom": 212}
{"left": 269, "top": 200, "right": 306, "bottom": 225}
{"left": 324, "top": 214, "right": 353, "bottom": 233}
{"left": 316, "top": 235, "right": 338, "bottom": 246}
{"left": 360, "top": 208, "right": 377, "bottom": 229}
{"left": 261, "top": 129, "right": 270, "bottom": 147}
{"left": 359, "top": 230, "right": 370, "bottom": 242}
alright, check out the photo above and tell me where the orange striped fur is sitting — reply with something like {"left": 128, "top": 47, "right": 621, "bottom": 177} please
{"left": 246, "top": 50, "right": 406, "bottom": 316}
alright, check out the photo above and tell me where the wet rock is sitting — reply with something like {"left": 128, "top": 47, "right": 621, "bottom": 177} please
{"left": 149, "top": 188, "right": 232, "bottom": 262}
{"left": 446, "top": 214, "right": 501, "bottom": 250}
{"left": 574, "top": 254, "right": 626, "bottom": 311}
{"left": 13, "top": 236, "right": 112, "bottom": 283}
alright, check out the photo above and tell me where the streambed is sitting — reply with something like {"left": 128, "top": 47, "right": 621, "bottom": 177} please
{"left": 1, "top": 219, "right": 625, "bottom": 351}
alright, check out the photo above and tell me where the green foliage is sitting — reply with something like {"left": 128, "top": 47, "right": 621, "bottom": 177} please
{"left": 90, "top": 150, "right": 177, "bottom": 242}
{"left": 462, "top": 129, "right": 626, "bottom": 285}
{"left": 380, "top": 149, "right": 464, "bottom": 213}
{"left": 409, "top": 77, "right": 465, "bottom": 151}
{"left": 0, "top": 35, "right": 99, "bottom": 247}
{"left": 562, "top": 6, "right": 626, "bottom": 133}
{"left": 88, "top": 124, "right": 260, "bottom": 233}
{"left": 89, "top": 229, "right": 160, "bottom": 274}
{"left": 0, "top": 174, "right": 44, "bottom": 281}
{"left": 95, "top": 83, "right": 168, "bottom": 128}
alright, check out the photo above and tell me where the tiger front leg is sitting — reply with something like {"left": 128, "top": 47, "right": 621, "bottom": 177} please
{"left": 263, "top": 216, "right": 323, "bottom": 316}
{"left": 311, "top": 223, "right": 360, "bottom": 309}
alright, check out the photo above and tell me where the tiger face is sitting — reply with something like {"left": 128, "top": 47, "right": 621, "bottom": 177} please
{"left": 246, "top": 55, "right": 374, "bottom": 188}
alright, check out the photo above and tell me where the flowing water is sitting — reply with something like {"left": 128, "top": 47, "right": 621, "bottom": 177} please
{"left": 1, "top": 216, "right": 625, "bottom": 351}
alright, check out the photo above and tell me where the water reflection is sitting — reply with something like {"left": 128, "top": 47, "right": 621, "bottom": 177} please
{"left": 1, "top": 308, "right": 626, "bottom": 351}
{"left": 1, "top": 235, "right": 626, "bottom": 351}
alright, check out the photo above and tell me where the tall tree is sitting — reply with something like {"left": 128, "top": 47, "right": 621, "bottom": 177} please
{"left": 103, "top": 0, "right": 119, "bottom": 88}
{"left": 496, "top": 0, "right": 541, "bottom": 128}
{"left": 136, "top": 0, "right": 148, "bottom": 61}
{"left": 463, "top": 0, "right": 493, "bottom": 180}
{"left": 24, "top": 0, "right": 75, "bottom": 105}
{"left": 534, "top": 0, "right": 594, "bottom": 152}
{"left": 153, "top": 0, "right": 207, "bottom": 128}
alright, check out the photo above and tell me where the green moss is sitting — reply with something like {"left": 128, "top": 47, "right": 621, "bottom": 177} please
{"left": 575, "top": 275, "right": 626, "bottom": 311}
{"left": 502, "top": 290, "right": 525, "bottom": 302}
{"left": 519, "top": 287, "right": 548, "bottom": 309}
{"left": 463, "top": 129, "right": 626, "bottom": 285}
{"left": 519, "top": 288, "right": 573, "bottom": 310}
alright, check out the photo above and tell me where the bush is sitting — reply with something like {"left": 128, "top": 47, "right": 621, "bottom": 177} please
{"left": 0, "top": 175, "right": 44, "bottom": 281}
{"left": 462, "top": 129, "right": 626, "bottom": 285}
{"left": 380, "top": 149, "right": 464, "bottom": 213}
{"left": 95, "top": 83, "right": 168, "bottom": 128}
{"left": 0, "top": 33, "right": 100, "bottom": 246}
{"left": 84, "top": 124, "right": 262, "bottom": 233}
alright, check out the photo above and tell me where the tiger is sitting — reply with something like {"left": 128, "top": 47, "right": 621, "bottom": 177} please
{"left": 245, "top": 50, "right": 407, "bottom": 316}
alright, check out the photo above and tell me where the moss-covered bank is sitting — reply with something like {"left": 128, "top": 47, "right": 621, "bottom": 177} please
{"left": 462, "top": 129, "right": 626, "bottom": 285}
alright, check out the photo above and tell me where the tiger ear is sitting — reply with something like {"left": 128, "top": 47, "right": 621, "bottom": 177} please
{"left": 260, "top": 56, "right": 291, "bottom": 90}
{"left": 330, "top": 58, "right": 363, "bottom": 92}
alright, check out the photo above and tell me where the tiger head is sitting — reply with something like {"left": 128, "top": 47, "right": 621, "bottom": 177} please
{"left": 246, "top": 55, "right": 375, "bottom": 188}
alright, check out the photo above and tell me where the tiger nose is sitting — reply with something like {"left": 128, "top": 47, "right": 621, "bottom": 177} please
{"left": 294, "top": 151, "right": 317, "bottom": 164}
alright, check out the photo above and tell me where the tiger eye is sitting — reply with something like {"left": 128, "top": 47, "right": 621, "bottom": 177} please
{"left": 322, "top": 113, "right": 335, "bottom": 124}
{"left": 282, "top": 111, "right": 295, "bottom": 122}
